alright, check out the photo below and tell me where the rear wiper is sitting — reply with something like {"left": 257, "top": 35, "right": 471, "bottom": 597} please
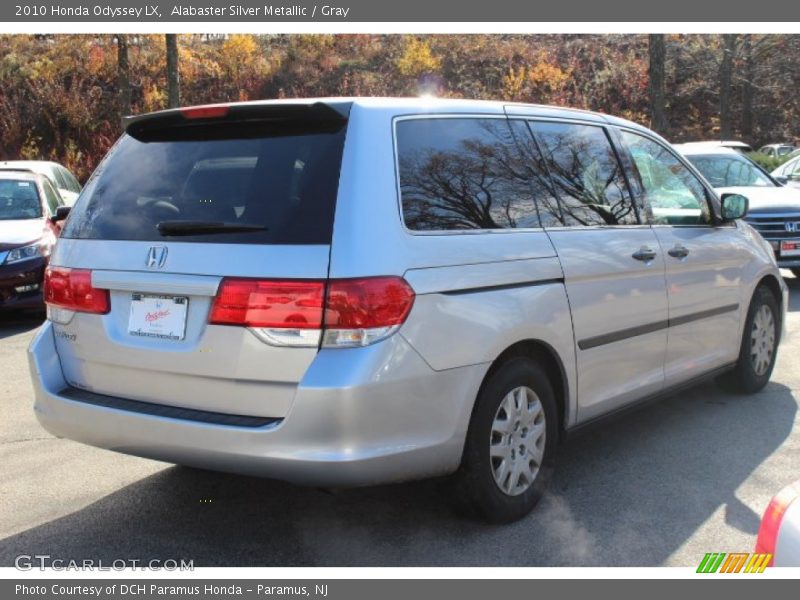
{"left": 156, "top": 221, "right": 267, "bottom": 236}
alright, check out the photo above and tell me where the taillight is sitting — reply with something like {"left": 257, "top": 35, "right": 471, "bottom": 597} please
{"left": 755, "top": 481, "right": 800, "bottom": 564}
{"left": 323, "top": 277, "right": 415, "bottom": 347}
{"left": 44, "top": 267, "right": 110, "bottom": 315}
{"left": 209, "top": 276, "right": 415, "bottom": 348}
{"left": 209, "top": 279, "right": 324, "bottom": 329}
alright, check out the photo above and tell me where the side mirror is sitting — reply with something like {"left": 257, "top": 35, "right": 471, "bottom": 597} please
{"left": 50, "top": 205, "right": 71, "bottom": 223}
{"left": 720, "top": 193, "right": 749, "bottom": 221}
{"left": 774, "top": 175, "right": 789, "bottom": 186}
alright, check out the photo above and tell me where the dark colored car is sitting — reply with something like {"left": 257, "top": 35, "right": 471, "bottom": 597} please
{"left": 0, "top": 171, "right": 64, "bottom": 311}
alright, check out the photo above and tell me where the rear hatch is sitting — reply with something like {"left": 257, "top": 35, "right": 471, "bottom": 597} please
{"left": 48, "top": 101, "right": 350, "bottom": 419}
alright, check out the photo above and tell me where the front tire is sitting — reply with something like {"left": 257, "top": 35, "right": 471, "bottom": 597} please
{"left": 716, "top": 285, "right": 779, "bottom": 394}
{"left": 454, "top": 357, "right": 558, "bottom": 523}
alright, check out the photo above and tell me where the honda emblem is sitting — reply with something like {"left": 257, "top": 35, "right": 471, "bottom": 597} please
{"left": 146, "top": 246, "right": 168, "bottom": 269}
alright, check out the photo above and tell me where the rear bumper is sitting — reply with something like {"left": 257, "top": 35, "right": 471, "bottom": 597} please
{"left": 28, "top": 321, "right": 487, "bottom": 487}
{"left": 776, "top": 258, "right": 800, "bottom": 269}
{"left": 0, "top": 257, "right": 45, "bottom": 310}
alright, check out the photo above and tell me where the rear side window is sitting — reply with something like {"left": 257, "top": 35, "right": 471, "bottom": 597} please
{"left": 688, "top": 154, "right": 772, "bottom": 188}
{"left": 531, "top": 122, "right": 637, "bottom": 226}
{"left": 62, "top": 122, "right": 346, "bottom": 244}
{"left": 397, "top": 118, "right": 545, "bottom": 231}
{"left": 51, "top": 166, "right": 69, "bottom": 190}
{"left": 41, "top": 179, "right": 62, "bottom": 213}
{"left": 59, "top": 166, "right": 81, "bottom": 192}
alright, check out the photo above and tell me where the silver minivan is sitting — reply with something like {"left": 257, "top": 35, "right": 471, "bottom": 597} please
{"left": 28, "top": 98, "right": 787, "bottom": 522}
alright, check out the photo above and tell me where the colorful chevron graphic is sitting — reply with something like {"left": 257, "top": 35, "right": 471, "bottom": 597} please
{"left": 696, "top": 552, "right": 772, "bottom": 573}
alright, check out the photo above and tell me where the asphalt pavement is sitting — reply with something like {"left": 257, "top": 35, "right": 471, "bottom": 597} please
{"left": 1, "top": 276, "right": 799, "bottom": 567}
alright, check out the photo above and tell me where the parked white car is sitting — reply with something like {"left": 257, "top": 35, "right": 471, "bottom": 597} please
{"left": 758, "top": 144, "right": 796, "bottom": 159}
{"left": 677, "top": 140, "right": 753, "bottom": 154}
{"left": 772, "top": 154, "right": 800, "bottom": 189}
{"left": 675, "top": 143, "right": 800, "bottom": 277}
{"left": 0, "top": 160, "right": 82, "bottom": 206}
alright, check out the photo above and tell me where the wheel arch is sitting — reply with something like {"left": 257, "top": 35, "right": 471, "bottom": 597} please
{"left": 479, "top": 339, "right": 570, "bottom": 439}
{"left": 755, "top": 273, "right": 784, "bottom": 333}
{"left": 757, "top": 273, "right": 783, "bottom": 308}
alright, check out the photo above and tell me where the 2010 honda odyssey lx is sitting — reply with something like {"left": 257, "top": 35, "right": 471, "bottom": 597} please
{"left": 29, "top": 98, "right": 787, "bottom": 522}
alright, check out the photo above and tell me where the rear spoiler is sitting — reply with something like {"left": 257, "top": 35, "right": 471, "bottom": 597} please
{"left": 123, "top": 101, "right": 351, "bottom": 141}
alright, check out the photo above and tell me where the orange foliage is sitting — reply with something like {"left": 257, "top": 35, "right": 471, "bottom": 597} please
{"left": 1, "top": 33, "right": 799, "bottom": 181}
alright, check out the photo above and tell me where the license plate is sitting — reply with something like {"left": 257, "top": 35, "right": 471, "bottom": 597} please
{"left": 128, "top": 294, "right": 188, "bottom": 340}
{"left": 780, "top": 240, "right": 800, "bottom": 257}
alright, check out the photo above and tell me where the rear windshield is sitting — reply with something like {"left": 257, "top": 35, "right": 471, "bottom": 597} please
{"left": 62, "top": 122, "right": 347, "bottom": 244}
{"left": 687, "top": 154, "right": 774, "bottom": 188}
{"left": 0, "top": 179, "right": 42, "bottom": 220}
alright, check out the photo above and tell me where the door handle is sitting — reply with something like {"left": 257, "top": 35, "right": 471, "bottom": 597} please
{"left": 668, "top": 245, "right": 690, "bottom": 259}
{"left": 632, "top": 247, "right": 657, "bottom": 262}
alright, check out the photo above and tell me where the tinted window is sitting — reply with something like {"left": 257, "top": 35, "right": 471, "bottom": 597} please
{"left": 509, "top": 121, "right": 564, "bottom": 227}
{"left": 531, "top": 122, "right": 637, "bottom": 226}
{"left": 397, "top": 118, "right": 546, "bottom": 230}
{"left": 62, "top": 123, "right": 346, "bottom": 244}
{"left": 0, "top": 179, "right": 42, "bottom": 220}
{"left": 41, "top": 179, "right": 62, "bottom": 213}
{"left": 620, "top": 131, "right": 711, "bottom": 226}
{"left": 59, "top": 166, "right": 81, "bottom": 192}
{"left": 688, "top": 154, "right": 774, "bottom": 188}
{"left": 45, "top": 165, "right": 66, "bottom": 190}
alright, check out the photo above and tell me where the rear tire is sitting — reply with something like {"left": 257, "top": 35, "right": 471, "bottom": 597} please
{"left": 454, "top": 357, "right": 558, "bottom": 523}
{"left": 716, "top": 286, "right": 779, "bottom": 394}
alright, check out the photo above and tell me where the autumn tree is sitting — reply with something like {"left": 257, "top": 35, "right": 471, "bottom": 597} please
{"left": 3, "top": 33, "right": 800, "bottom": 182}
{"left": 116, "top": 34, "right": 131, "bottom": 119}
{"left": 166, "top": 33, "right": 180, "bottom": 108}
{"left": 648, "top": 34, "right": 668, "bottom": 135}
{"left": 740, "top": 34, "right": 754, "bottom": 139}
{"left": 719, "top": 34, "right": 737, "bottom": 139}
